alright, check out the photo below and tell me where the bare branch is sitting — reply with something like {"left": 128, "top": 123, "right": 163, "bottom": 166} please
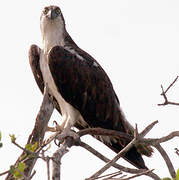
{"left": 91, "top": 171, "right": 122, "bottom": 180}
{"left": 78, "top": 128, "right": 133, "bottom": 141}
{"left": 29, "top": 170, "right": 36, "bottom": 180}
{"left": 155, "top": 131, "right": 179, "bottom": 144}
{"left": 140, "top": 120, "right": 158, "bottom": 137}
{"left": 162, "top": 76, "right": 178, "bottom": 94}
{"left": 109, "top": 169, "right": 154, "bottom": 180}
{"left": 51, "top": 141, "right": 69, "bottom": 180}
{"left": 46, "top": 156, "right": 50, "bottom": 180}
{"left": 0, "top": 170, "right": 9, "bottom": 176}
{"left": 158, "top": 76, "right": 179, "bottom": 106}
{"left": 155, "top": 144, "right": 176, "bottom": 178}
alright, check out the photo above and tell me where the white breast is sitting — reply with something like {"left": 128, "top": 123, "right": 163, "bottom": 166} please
{"left": 40, "top": 50, "right": 81, "bottom": 129}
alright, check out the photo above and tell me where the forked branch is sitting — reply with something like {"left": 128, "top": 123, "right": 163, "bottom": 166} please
{"left": 158, "top": 76, "right": 179, "bottom": 106}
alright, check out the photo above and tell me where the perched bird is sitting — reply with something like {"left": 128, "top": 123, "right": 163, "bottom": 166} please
{"left": 29, "top": 5, "right": 153, "bottom": 169}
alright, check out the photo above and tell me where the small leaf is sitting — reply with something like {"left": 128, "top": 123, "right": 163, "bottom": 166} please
{"left": 18, "top": 162, "right": 26, "bottom": 172}
{"left": 176, "top": 169, "right": 179, "bottom": 180}
{"left": 25, "top": 142, "right": 38, "bottom": 152}
{"left": 31, "top": 142, "right": 38, "bottom": 152}
{"left": 14, "top": 169, "right": 22, "bottom": 178}
{"left": 9, "top": 134, "right": 16, "bottom": 143}
{"left": 13, "top": 162, "right": 26, "bottom": 178}
{"left": 0, "top": 143, "right": 2, "bottom": 148}
{"left": 9, "top": 165, "right": 15, "bottom": 175}
{"left": 25, "top": 143, "right": 32, "bottom": 151}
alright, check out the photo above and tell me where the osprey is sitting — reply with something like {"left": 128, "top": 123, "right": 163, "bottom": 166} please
{"left": 29, "top": 5, "right": 152, "bottom": 169}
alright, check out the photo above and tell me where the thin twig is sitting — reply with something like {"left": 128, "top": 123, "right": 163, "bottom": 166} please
{"left": 46, "top": 156, "right": 50, "bottom": 180}
{"left": 158, "top": 101, "right": 179, "bottom": 106}
{"left": 112, "top": 169, "right": 154, "bottom": 180}
{"left": 78, "top": 128, "right": 133, "bottom": 140}
{"left": 140, "top": 120, "right": 158, "bottom": 137}
{"left": 138, "top": 131, "right": 179, "bottom": 146}
{"left": 158, "top": 76, "right": 179, "bottom": 106}
{"left": 155, "top": 144, "right": 176, "bottom": 178}
{"left": 29, "top": 170, "right": 36, "bottom": 180}
{"left": 156, "top": 131, "right": 179, "bottom": 144}
{"left": 102, "top": 172, "right": 123, "bottom": 180}
{"left": 12, "top": 141, "right": 27, "bottom": 152}
{"left": 92, "top": 171, "right": 122, "bottom": 180}
{"left": 162, "top": 76, "right": 179, "bottom": 94}
{"left": 0, "top": 170, "right": 9, "bottom": 176}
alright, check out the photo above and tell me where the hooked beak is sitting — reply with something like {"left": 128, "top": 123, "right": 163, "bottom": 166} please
{"left": 47, "top": 9, "right": 58, "bottom": 20}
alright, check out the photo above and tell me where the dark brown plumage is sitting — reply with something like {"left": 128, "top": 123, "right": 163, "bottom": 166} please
{"left": 29, "top": 5, "right": 153, "bottom": 169}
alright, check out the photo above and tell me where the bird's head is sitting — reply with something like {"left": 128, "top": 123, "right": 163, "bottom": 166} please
{"left": 40, "top": 6, "right": 66, "bottom": 51}
{"left": 40, "top": 6, "right": 65, "bottom": 22}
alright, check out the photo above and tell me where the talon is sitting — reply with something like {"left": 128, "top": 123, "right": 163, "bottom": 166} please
{"left": 62, "top": 129, "right": 79, "bottom": 140}
{"left": 53, "top": 120, "right": 58, "bottom": 126}
{"left": 46, "top": 121, "right": 63, "bottom": 132}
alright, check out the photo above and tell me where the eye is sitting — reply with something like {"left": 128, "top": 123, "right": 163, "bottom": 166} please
{"left": 55, "top": 8, "right": 61, "bottom": 15}
{"left": 44, "top": 8, "right": 49, "bottom": 15}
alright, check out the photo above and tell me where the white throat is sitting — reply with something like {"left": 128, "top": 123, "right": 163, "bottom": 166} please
{"left": 41, "top": 19, "right": 65, "bottom": 53}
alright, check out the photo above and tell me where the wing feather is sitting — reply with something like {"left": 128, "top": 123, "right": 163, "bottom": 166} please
{"left": 48, "top": 46, "right": 126, "bottom": 132}
{"left": 29, "top": 45, "right": 44, "bottom": 94}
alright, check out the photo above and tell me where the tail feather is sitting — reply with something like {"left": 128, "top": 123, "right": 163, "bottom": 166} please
{"left": 135, "top": 143, "right": 153, "bottom": 157}
{"left": 109, "top": 141, "right": 148, "bottom": 169}
{"left": 94, "top": 109, "right": 153, "bottom": 169}
{"left": 117, "top": 110, "right": 153, "bottom": 158}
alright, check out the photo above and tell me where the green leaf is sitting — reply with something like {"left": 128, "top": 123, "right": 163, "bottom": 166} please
{"left": 14, "top": 169, "right": 22, "bottom": 178}
{"left": 18, "top": 162, "right": 26, "bottom": 172}
{"left": 25, "top": 142, "right": 38, "bottom": 152}
{"left": 25, "top": 143, "right": 32, "bottom": 151}
{"left": 13, "top": 162, "right": 26, "bottom": 178}
{"left": 162, "top": 178, "right": 172, "bottom": 180}
{"left": 9, "top": 165, "right": 15, "bottom": 175}
{"left": 31, "top": 142, "right": 38, "bottom": 152}
{"left": 176, "top": 169, "right": 179, "bottom": 180}
{"left": 9, "top": 134, "right": 16, "bottom": 143}
{"left": 0, "top": 143, "right": 2, "bottom": 148}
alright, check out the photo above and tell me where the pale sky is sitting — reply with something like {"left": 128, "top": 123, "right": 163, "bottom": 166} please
{"left": 0, "top": 0, "right": 179, "bottom": 179}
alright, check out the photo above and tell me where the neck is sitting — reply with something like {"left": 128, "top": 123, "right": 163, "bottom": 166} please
{"left": 41, "top": 22, "right": 65, "bottom": 53}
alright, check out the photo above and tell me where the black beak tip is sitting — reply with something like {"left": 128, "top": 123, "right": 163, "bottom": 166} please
{"left": 48, "top": 10, "right": 57, "bottom": 20}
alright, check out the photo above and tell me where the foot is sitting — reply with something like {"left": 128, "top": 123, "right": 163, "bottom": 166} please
{"left": 46, "top": 121, "right": 63, "bottom": 132}
{"left": 55, "top": 128, "right": 79, "bottom": 141}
